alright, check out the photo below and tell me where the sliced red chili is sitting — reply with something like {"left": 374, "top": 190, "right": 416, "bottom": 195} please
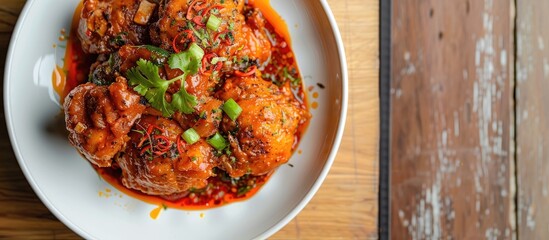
{"left": 200, "top": 53, "right": 218, "bottom": 73}
{"left": 140, "top": 145, "right": 152, "bottom": 156}
{"left": 235, "top": 65, "right": 257, "bottom": 77}
{"left": 194, "top": 1, "right": 208, "bottom": 11}
{"left": 193, "top": 16, "right": 205, "bottom": 26}
{"left": 146, "top": 124, "right": 164, "bottom": 135}
{"left": 153, "top": 149, "right": 170, "bottom": 156}
{"left": 172, "top": 37, "right": 180, "bottom": 53}
{"left": 172, "top": 30, "right": 195, "bottom": 53}
{"left": 137, "top": 137, "right": 148, "bottom": 148}
{"left": 203, "top": 5, "right": 223, "bottom": 16}
{"left": 214, "top": 61, "right": 223, "bottom": 71}
{"left": 184, "top": 30, "right": 196, "bottom": 42}
{"left": 154, "top": 135, "right": 172, "bottom": 151}
{"left": 186, "top": 0, "right": 203, "bottom": 20}
{"left": 177, "top": 137, "right": 186, "bottom": 156}
{"left": 214, "top": 30, "right": 229, "bottom": 43}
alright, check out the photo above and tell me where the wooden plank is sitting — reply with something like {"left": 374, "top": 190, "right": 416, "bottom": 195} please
{"left": 0, "top": 0, "right": 379, "bottom": 238}
{"left": 273, "top": 0, "right": 379, "bottom": 238}
{"left": 390, "top": 0, "right": 515, "bottom": 239}
{"left": 0, "top": 0, "right": 107, "bottom": 237}
{"left": 0, "top": 0, "right": 79, "bottom": 239}
{"left": 0, "top": 0, "right": 24, "bottom": 69}
{"left": 0, "top": 1, "right": 21, "bottom": 33}
{"left": 516, "top": 1, "right": 549, "bottom": 238}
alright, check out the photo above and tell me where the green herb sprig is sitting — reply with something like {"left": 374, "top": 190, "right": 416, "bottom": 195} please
{"left": 126, "top": 43, "right": 205, "bottom": 117}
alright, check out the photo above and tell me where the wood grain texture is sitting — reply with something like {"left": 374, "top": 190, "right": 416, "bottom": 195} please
{"left": 0, "top": 0, "right": 80, "bottom": 239}
{"left": 516, "top": 1, "right": 549, "bottom": 238}
{"left": 0, "top": 0, "right": 379, "bottom": 239}
{"left": 390, "top": 0, "right": 515, "bottom": 239}
{"left": 273, "top": 0, "right": 379, "bottom": 238}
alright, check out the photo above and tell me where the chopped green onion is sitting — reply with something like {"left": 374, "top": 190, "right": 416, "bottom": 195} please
{"left": 188, "top": 43, "right": 205, "bottom": 60}
{"left": 222, "top": 98, "right": 242, "bottom": 121}
{"left": 207, "top": 133, "right": 228, "bottom": 150}
{"left": 182, "top": 128, "right": 200, "bottom": 144}
{"left": 207, "top": 15, "right": 222, "bottom": 31}
{"left": 211, "top": 57, "right": 227, "bottom": 65}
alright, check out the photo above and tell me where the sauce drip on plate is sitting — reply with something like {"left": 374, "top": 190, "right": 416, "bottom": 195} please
{"left": 52, "top": 2, "right": 94, "bottom": 104}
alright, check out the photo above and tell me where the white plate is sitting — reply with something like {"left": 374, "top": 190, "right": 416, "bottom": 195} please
{"left": 4, "top": 0, "right": 347, "bottom": 239}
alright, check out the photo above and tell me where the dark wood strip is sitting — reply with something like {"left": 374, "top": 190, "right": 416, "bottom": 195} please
{"left": 0, "top": 6, "right": 20, "bottom": 17}
{"left": 378, "top": 0, "right": 391, "bottom": 238}
{"left": 390, "top": 0, "right": 515, "bottom": 238}
{"left": 0, "top": 230, "right": 80, "bottom": 240}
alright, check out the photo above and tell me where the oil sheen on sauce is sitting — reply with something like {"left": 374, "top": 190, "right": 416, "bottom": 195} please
{"left": 58, "top": 1, "right": 309, "bottom": 213}
{"left": 248, "top": 0, "right": 292, "bottom": 45}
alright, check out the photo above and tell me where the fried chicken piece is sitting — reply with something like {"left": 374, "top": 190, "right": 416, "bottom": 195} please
{"left": 173, "top": 96, "right": 223, "bottom": 138}
{"left": 216, "top": 76, "right": 309, "bottom": 177}
{"left": 64, "top": 77, "right": 146, "bottom": 167}
{"left": 150, "top": 0, "right": 271, "bottom": 69}
{"left": 78, "top": 0, "right": 157, "bottom": 54}
{"left": 170, "top": 69, "right": 224, "bottom": 137}
{"left": 116, "top": 115, "right": 217, "bottom": 195}
{"left": 89, "top": 44, "right": 171, "bottom": 85}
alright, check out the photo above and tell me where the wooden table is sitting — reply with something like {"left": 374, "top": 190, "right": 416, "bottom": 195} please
{"left": 389, "top": 0, "right": 549, "bottom": 239}
{"left": 0, "top": 0, "right": 380, "bottom": 238}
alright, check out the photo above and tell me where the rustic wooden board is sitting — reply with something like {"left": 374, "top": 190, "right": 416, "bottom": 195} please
{"left": 390, "top": 0, "right": 515, "bottom": 239}
{"left": 516, "top": 1, "right": 549, "bottom": 238}
{"left": 0, "top": 0, "right": 379, "bottom": 238}
{"left": 0, "top": 2, "right": 81, "bottom": 239}
{"left": 273, "top": 0, "right": 379, "bottom": 238}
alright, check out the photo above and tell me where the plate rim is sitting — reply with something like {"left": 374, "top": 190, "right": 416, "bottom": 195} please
{"left": 3, "top": 0, "right": 349, "bottom": 239}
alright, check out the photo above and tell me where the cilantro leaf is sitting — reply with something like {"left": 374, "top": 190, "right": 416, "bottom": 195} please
{"left": 169, "top": 52, "right": 197, "bottom": 74}
{"left": 167, "top": 43, "right": 204, "bottom": 114}
{"left": 126, "top": 59, "right": 174, "bottom": 117}
{"left": 127, "top": 59, "right": 163, "bottom": 88}
{"left": 126, "top": 43, "right": 205, "bottom": 116}
{"left": 168, "top": 43, "right": 204, "bottom": 75}
{"left": 172, "top": 90, "right": 198, "bottom": 114}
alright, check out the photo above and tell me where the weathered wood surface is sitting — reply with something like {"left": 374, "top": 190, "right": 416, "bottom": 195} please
{"left": 0, "top": 0, "right": 380, "bottom": 238}
{"left": 390, "top": 0, "right": 515, "bottom": 239}
{"left": 516, "top": 1, "right": 549, "bottom": 239}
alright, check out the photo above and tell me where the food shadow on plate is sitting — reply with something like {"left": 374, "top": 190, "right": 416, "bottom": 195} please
{"left": 44, "top": 111, "right": 69, "bottom": 140}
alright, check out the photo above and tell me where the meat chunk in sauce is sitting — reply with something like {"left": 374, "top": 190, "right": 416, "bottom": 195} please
{"left": 88, "top": 44, "right": 168, "bottom": 86}
{"left": 64, "top": 77, "right": 146, "bottom": 167}
{"left": 150, "top": 0, "right": 271, "bottom": 71}
{"left": 116, "top": 115, "right": 217, "bottom": 195}
{"left": 173, "top": 97, "right": 223, "bottom": 138}
{"left": 78, "top": 0, "right": 157, "bottom": 54}
{"left": 90, "top": 45, "right": 218, "bottom": 95}
{"left": 216, "top": 76, "right": 309, "bottom": 177}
